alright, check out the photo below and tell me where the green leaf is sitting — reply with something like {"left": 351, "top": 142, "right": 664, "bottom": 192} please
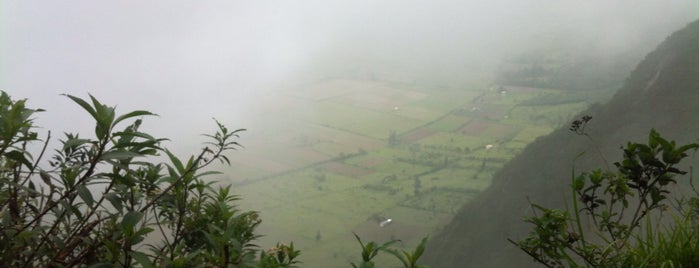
{"left": 135, "top": 227, "right": 154, "bottom": 237}
{"left": 95, "top": 124, "right": 108, "bottom": 141}
{"left": 662, "top": 150, "right": 680, "bottom": 165}
{"left": 88, "top": 95, "right": 115, "bottom": 140}
{"left": 70, "top": 205, "right": 84, "bottom": 220}
{"left": 112, "top": 131, "right": 160, "bottom": 142}
{"left": 121, "top": 211, "right": 142, "bottom": 231}
{"left": 89, "top": 95, "right": 115, "bottom": 123}
{"left": 99, "top": 150, "right": 140, "bottom": 161}
{"left": 113, "top": 110, "right": 157, "bottom": 126}
{"left": 677, "top": 143, "right": 699, "bottom": 154}
{"left": 63, "top": 94, "right": 98, "bottom": 123}
{"left": 657, "top": 137, "right": 673, "bottom": 153}
{"left": 28, "top": 180, "right": 36, "bottom": 192}
{"left": 39, "top": 170, "right": 52, "bottom": 185}
{"left": 648, "top": 129, "right": 659, "bottom": 149}
{"left": 131, "top": 251, "right": 154, "bottom": 268}
{"left": 412, "top": 236, "right": 428, "bottom": 262}
{"left": 589, "top": 170, "right": 604, "bottom": 185}
{"left": 62, "top": 138, "right": 91, "bottom": 150}
{"left": 105, "top": 192, "right": 123, "bottom": 212}
{"left": 5, "top": 150, "right": 33, "bottom": 169}
{"left": 165, "top": 150, "right": 185, "bottom": 174}
{"left": 197, "top": 171, "right": 222, "bottom": 177}
{"left": 572, "top": 175, "right": 585, "bottom": 191}
{"left": 76, "top": 184, "right": 95, "bottom": 207}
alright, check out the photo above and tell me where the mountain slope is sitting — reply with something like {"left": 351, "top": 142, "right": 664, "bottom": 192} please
{"left": 422, "top": 19, "right": 699, "bottom": 267}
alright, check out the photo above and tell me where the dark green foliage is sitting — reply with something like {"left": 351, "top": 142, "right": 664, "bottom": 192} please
{"left": 350, "top": 232, "right": 400, "bottom": 268}
{"left": 386, "top": 236, "right": 430, "bottom": 268}
{"left": 350, "top": 232, "right": 430, "bottom": 268}
{"left": 258, "top": 242, "right": 301, "bottom": 268}
{"left": 413, "top": 177, "right": 422, "bottom": 196}
{"left": 387, "top": 130, "right": 400, "bottom": 147}
{"left": 495, "top": 51, "right": 634, "bottom": 91}
{"left": 511, "top": 129, "right": 699, "bottom": 267}
{"left": 0, "top": 92, "right": 299, "bottom": 267}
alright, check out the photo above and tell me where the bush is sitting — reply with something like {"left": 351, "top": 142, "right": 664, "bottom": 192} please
{"left": 511, "top": 117, "right": 699, "bottom": 267}
{"left": 0, "top": 92, "right": 300, "bottom": 267}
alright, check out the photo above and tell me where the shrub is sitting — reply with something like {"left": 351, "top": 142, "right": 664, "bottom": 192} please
{"left": 0, "top": 92, "right": 299, "bottom": 267}
{"left": 511, "top": 117, "right": 699, "bottom": 267}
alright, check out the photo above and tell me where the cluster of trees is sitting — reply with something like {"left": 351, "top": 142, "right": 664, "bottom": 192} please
{"left": 495, "top": 53, "right": 632, "bottom": 91}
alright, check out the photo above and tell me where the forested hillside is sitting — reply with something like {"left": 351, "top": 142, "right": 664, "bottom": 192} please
{"left": 422, "top": 19, "right": 699, "bottom": 267}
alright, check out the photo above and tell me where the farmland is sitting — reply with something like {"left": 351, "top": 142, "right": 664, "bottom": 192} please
{"left": 221, "top": 78, "right": 603, "bottom": 267}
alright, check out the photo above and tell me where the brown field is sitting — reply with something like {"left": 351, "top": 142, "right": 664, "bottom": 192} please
{"left": 458, "top": 120, "right": 490, "bottom": 136}
{"left": 478, "top": 104, "right": 510, "bottom": 120}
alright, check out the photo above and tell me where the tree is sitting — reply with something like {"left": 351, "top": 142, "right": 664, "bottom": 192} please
{"left": 387, "top": 130, "right": 400, "bottom": 147}
{"left": 413, "top": 177, "right": 422, "bottom": 196}
{"left": 510, "top": 117, "right": 699, "bottom": 267}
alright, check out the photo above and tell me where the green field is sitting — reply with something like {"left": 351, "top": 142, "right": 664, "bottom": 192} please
{"left": 223, "top": 78, "right": 598, "bottom": 267}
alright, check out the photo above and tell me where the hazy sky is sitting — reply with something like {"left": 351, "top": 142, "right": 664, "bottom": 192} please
{"left": 1, "top": 1, "right": 698, "bottom": 154}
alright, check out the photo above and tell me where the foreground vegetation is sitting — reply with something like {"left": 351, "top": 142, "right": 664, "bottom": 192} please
{"left": 512, "top": 117, "right": 699, "bottom": 267}
{"left": 0, "top": 92, "right": 428, "bottom": 267}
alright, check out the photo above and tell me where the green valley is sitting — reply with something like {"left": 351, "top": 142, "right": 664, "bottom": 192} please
{"left": 223, "top": 78, "right": 608, "bottom": 266}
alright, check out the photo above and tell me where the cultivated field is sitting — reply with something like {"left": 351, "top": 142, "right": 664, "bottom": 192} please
{"left": 221, "top": 78, "right": 598, "bottom": 267}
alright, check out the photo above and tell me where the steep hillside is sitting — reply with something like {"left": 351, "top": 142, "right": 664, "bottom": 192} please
{"left": 422, "top": 19, "right": 699, "bottom": 267}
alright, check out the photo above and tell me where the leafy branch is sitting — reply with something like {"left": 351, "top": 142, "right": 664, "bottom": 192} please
{"left": 511, "top": 122, "right": 699, "bottom": 267}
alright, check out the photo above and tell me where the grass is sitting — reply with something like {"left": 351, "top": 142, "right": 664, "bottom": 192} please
{"left": 395, "top": 105, "right": 449, "bottom": 122}
{"left": 512, "top": 125, "right": 555, "bottom": 142}
{"left": 312, "top": 141, "right": 355, "bottom": 157}
{"left": 425, "top": 114, "right": 470, "bottom": 132}
{"left": 315, "top": 101, "right": 423, "bottom": 139}
{"left": 417, "top": 132, "right": 487, "bottom": 149}
{"left": 626, "top": 215, "right": 699, "bottom": 267}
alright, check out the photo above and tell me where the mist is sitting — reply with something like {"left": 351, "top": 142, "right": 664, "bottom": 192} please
{"left": 2, "top": 1, "right": 698, "bottom": 266}
{"left": 3, "top": 1, "right": 696, "bottom": 146}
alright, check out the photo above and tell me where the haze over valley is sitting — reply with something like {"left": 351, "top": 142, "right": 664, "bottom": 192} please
{"left": 2, "top": 1, "right": 699, "bottom": 266}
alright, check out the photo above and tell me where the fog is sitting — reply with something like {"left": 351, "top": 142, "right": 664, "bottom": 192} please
{"left": 2, "top": 1, "right": 699, "bottom": 265}
{"left": 3, "top": 1, "right": 697, "bottom": 150}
